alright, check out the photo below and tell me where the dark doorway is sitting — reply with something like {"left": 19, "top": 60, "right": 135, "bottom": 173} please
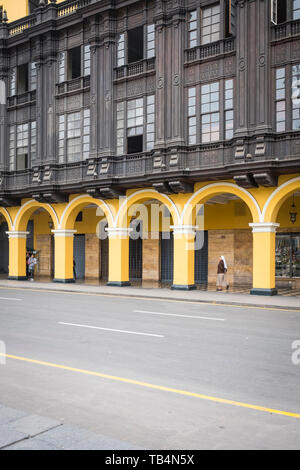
{"left": 101, "top": 236, "right": 109, "bottom": 281}
{"left": 73, "top": 234, "right": 85, "bottom": 279}
{"left": 161, "top": 232, "right": 174, "bottom": 283}
{"left": 195, "top": 230, "right": 208, "bottom": 285}
{"left": 0, "top": 222, "right": 9, "bottom": 274}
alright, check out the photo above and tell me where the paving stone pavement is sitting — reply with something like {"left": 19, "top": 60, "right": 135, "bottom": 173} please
{"left": 0, "top": 404, "right": 142, "bottom": 450}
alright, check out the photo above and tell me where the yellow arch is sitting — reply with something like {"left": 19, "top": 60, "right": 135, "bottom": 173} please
{"left": 0, "top": 207, "right": 13, "bottom": 231}
{"left": 263, "top": 176, "right": 300, "bottom": 222}
{"left": 181, "top": 182, "right": 262, "bottom": 225}
{"left": 115, "top": 189, "right": 181, "bottom": 228}
{"left": 13, "top": 200, "right": 59, "bottom": 231}
{"left": 60, "top": 195, "right": 115, "bottom": 230}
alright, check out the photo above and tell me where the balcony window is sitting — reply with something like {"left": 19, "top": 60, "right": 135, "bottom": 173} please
{"left": 146, "top": 24, "right": 155, "bottom": 59}
{"left": 127, "top": 98, "right": 144, "bottom": 153}
{"left": 8, "top": 120, "right": 36, "bottom": 171}
{"left": 146, "top": 95, "right": 155, "bottom": 150}
{"left": 58, "top": 52, "right": 65, "bottom": 83}
{"left": 83, "top": 45, "right": 91, "bottom": 77}
{"left": 116, "top": 24, "right": 156, "bottom": 68}
{"left": 292, "top": 64, "right": 300, "bottom": 130}
{"left": 68, "top": 46, "right": 81, "bottom": 80}
{"left": 9, "top": 68, "right": 16, "bottom": 96}
{"left": 17, "top": 64, "right": 29, "bottom": 94}
{"left": 275, "top": 68, "right": 286, "bottom": 132}
{"left": 201, "top": 82, "right": 220, "bottom": 142}
{"left": 188, "top": 10, "right": 198, "bottom": 48}
{"left": 30, "top": 62, "right": 37, "bottom": 91}
{"left": 117, "top": 34, "right": 125, "bottom": 67}
{"left": 201, "top": 4, "right": 221, "bottom": 45}
{"left": 188, "top": 3, "right": 234, "bottom": 49}
{"left": 188, "top": 87, "right": 197, "bottom": 144}
{"left": 116, "top": 102, "right": 125, "bottom": 156}
{"left": 187, "top": 80, "right": 233, "bottom": 144}
{"left": 117, "top": 95, "right": 155, "bottom": 155}
{"left": 128, "top": 26, "right": 144, "bottom": 64}
{"left": 67, "top": 112, "right": 81, "bottom": 162}
{"left": 224, "top": 79, "right": 234, "bottom": 139}
{"left": 225, "top": 0, "right": 236, "bottom": 37}
{"left": 293, "top": 0, "right": 300, "bottom": 20}
{"left": 58, "top": 109, "right": 90, "bottom": 163}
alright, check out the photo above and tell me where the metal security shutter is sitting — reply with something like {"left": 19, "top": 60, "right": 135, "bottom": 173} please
{"left": 195, "top": 230, "right": 208, "bottom": 285}
{"left": 101, "top": 237, "right": 109, "bottom": 281}
{"left": 73, "top": 234, "right": 85, "bottom": 279}
{"left": 129, "top": 237, "right": 142, "bottom": 280}
{"left": 0, "top": 222, "right": 9, "bottom": 274}
{"left": 161, "top": 232, "right": 173, "bottom": 283}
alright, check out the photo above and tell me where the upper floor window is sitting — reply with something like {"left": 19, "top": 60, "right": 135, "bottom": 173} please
{"left": 187, "top": 2, "right": 235, "bottom": 49}
{"left": 57, "top": 45, "right": 91, "bottom": 83}
{"left": 116, "top": 95, "right": 155, "bottom": 155}
{"left": 57, "top": 109, "right": 90, "bottom": 163}
{"left": 292, "top": 64, "right": 300, "bottom": 129}
{"left": 187, "top": 79, "right": 234, "bottom": 144}
{"left": 116, "top": 24, "right": 155, "bottom": 67}
{"left": 201, "top": 4, "right": 221, "bottom": 45}
{"left": 293, "top": 0, "right": 300, "bottom": 19}
{"left": 9, "top": 62, "right": 37, "bottom": 97}
{"left": 8, "top": 121, "right": 36, "bottom": 171}
{"left": 275, "top": 67, "right": 286, "bottom": 132}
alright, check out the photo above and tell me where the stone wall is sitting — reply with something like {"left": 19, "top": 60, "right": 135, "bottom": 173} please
{"left": 208, "top": 229, "right": 253, "bottom": 286}
{"left": 35, "top": 234, "right": 53, "bottom": 277}
{"left": 142, "top": 233, "right": 160, "bottom": 281}
{"left": 85, "top": 234, "right": 100, "bottom": 279}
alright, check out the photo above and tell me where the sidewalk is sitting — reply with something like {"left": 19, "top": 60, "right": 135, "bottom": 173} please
{"left": 0, "top": 278, "right": 299, "bottom": 310}
{"left": 0, "top": 404, "right": 141, "bottom": 450}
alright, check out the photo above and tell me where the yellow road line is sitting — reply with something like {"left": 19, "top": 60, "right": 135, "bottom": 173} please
{"left": 1, "top": 353, "right": 300, "bottom": 419}
{"left": 0, "top": 285, "right": 299, "bottom": 312}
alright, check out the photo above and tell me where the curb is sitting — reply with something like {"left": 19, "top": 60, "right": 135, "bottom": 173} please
{"left": 0, "top": 281, "right": 299, "bottom": 311}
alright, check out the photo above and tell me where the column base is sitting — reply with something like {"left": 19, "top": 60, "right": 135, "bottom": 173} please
{"left": 250, "top": 288, "right": 278, "bottom": 296}
{"left": 8, "top": 276, "right": 28, "bottom": 281}
{"left": 107, "top": 281, "right": 131, "bottom": 287}
{"left": 53, "top": 278, "right": 76, "bottom": 284}
{"left": 171, "top": 284, "right": 196, "bottom": 291}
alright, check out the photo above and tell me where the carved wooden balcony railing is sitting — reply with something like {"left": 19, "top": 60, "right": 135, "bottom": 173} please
{"left": 272, "top": 18, "right": 300, "bottom": 41}
{"left": 185, "top": 37, "right": 235, "bottom": 64}
{"left": 114, "top": 58, "right": 156, "bottom": 80}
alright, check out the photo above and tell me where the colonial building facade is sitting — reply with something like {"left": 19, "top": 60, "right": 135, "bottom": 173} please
{"left": 0, "top": 0, "right": 299, "bottom": 295}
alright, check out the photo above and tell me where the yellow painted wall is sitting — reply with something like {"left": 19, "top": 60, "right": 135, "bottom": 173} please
{"left": 1, "top": 0, "right": 28, "bottom": 22}
{"left": 28, "top": 196, "right": 300, "bottom": 240}
{"left": 1, "top": 0, "right": 66, "bottom": 22}
{"left": 277, "top": 195, "right": 300, "bottom": 228}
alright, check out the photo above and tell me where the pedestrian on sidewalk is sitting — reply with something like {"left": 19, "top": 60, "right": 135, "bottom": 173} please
{"left": 28, "top": 254, "right": 37, "bottom": 281}
{"left": 221, "top": 255, "right": 229, "bottom": 291}
{"left": 216, "top": 255, "right": 228, "bottom": 291}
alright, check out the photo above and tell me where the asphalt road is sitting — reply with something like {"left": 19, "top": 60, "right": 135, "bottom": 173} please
{"left": 0, "top": 286, "right": 300, "bottom": 450}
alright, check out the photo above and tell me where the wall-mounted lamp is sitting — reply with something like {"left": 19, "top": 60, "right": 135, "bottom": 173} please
{"left": 48, "top": 221, "right": 54, "bottom": 230}
{"left": 289, "top": 194, "right": 298, "bottom": 224}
